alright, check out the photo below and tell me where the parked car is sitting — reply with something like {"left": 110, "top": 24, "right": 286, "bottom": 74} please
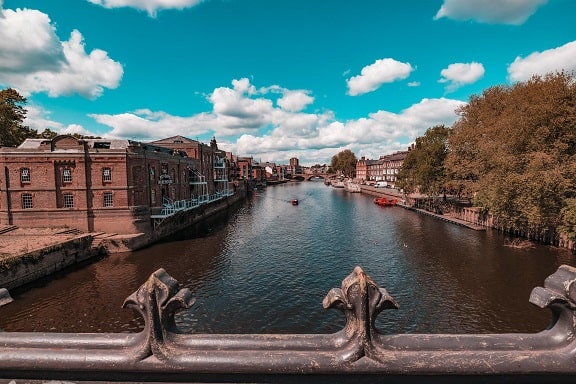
{"left": 374, "top": 181, "right": 388, "bottom": 188}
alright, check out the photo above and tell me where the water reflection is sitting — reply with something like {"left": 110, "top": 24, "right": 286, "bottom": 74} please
{"left": 1, "top": 181, "right": 574, "bottom": 335}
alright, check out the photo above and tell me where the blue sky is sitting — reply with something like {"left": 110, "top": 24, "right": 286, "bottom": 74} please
{"left": 1, "top": 0, "right": 575, "bottom": 165}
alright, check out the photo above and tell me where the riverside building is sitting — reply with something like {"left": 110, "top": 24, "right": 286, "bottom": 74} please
{"left": 0, "top": 135, "right": 231, "bottom": 235}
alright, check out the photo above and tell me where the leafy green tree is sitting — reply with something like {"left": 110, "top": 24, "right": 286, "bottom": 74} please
{"left": 331, "top": 149, "right": 357, "bottom": 177}
{"left": 397, "top": 125, "right": 450, "bottom": 196}
{"left": 0, "top": 88, "right": 37, "bottom": 147}
{"left": 445, "top": 71, "right": 576, "bottom": 236}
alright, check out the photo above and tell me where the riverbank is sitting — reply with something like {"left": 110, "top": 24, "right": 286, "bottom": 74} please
{"left": 359, "top": 185, "right": 486, "bottom": 231}
{"left": 0, "top": 191, "right": 246, "bottom": 294}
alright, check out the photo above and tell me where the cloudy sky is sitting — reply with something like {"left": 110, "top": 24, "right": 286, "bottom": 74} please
{"left": 1, "top": 0, "right": 575, "bottom": 165}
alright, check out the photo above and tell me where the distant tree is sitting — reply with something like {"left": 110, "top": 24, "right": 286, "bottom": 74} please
{"left": 445, "top": 71, "right": 576, "bottom": 236}
{"left": 330, "top": 149, "right": 357, "bottom": 177}
{"left": 0, "top": 88, "right": 37, "bottom": 147}
{"left": 39, "top": 128, "right": 58, "bottom": 139}
{"left": 397, "top": 125, "right": 451, "bottom": 196}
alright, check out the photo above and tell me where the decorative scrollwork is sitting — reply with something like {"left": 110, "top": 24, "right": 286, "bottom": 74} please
{"left": 323, "top": 266, "right": 398, "bottom": 346}
{"left": 530, "top": 264, "right": 576, "bottom": 309}
{"left": 123, "top": 268, "right": 195, "bottom": 360}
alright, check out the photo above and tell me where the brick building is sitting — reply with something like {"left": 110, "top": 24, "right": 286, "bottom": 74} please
{"left": 0, "top": 135, "right": 227, "bottom": 234}
{"left": 357, "top": 151, "right": 408, "bottom": 186}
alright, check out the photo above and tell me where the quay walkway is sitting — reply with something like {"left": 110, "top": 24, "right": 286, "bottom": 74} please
{"left": 359, "top": 185, "right": 486, "bottom": 231}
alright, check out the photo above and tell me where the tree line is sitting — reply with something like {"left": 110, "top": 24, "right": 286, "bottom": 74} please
{"left": 0, "top": 88, "right": 98, "bottom": 147}
{"left": 396, "top": 71, "right": 576, "bottom": 242}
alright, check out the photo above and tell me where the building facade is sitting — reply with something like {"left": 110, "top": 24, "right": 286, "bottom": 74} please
{"left": 0, "top": 135, "right": 229, "bottom": 234}
{"left": 358, "top": 151, "right": 408, "bottom": 186}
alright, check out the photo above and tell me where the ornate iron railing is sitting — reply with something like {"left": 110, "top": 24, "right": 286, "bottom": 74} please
{"left": 2, "top": 265, "right": 576, "bottom": 383}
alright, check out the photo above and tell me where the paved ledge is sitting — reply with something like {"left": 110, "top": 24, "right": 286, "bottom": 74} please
{"left": 359, "top": 186, "right": 485, "bottom": 231}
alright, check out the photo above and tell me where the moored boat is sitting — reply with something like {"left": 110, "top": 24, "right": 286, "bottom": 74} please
{"left": 373, "top": 197, "right": 398, "bottom": 206}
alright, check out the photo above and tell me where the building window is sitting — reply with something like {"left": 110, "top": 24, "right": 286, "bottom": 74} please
{"left": 20, "top": 168, "right": 31, "bottom": 183}
{"left": 63, "top": 193, "right": 74, "bottom": 208}
{"left": 102, "top": 167, "right": 112, "bottom": 182}
{"left": 62, "top": 168, "right": 72, "bottom": 183}
{"left": 151, "top": 189, "right": 156, "bottom": 205}
{"left": 103, "top": 192, "right": 113, "bottom": 207}
{"left": 22, "top": 193, "right": 33, "bottom": 209}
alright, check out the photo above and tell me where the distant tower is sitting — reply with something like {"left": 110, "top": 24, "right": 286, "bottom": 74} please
{"left": 289, "top": 157, "right": 300, "bottom": 174}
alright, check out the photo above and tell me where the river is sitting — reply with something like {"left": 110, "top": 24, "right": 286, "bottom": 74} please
{"left": 1, "top": 180, "right": 575, "bottom": 335}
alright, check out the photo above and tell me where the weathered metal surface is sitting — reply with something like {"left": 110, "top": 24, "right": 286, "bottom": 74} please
{"left": 0, "top": 287, "right": 12, "bottom": 307}
{"left": 1, "top": 264, "right": 576, "bottom": 382}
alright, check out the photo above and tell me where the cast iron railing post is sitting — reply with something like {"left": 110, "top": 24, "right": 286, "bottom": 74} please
{"left": 122, "top": 268, "right": 195, "bottom": 361}
{"left": 323, "top": 266, "right": 399, "bottom": 360}
{"left": 2, "top": 264, "right": 576, "bottom": 382}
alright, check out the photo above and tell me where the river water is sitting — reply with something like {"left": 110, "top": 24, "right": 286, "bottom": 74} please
{"left": 1, "top": 180, "right": 575, "bottom": 335}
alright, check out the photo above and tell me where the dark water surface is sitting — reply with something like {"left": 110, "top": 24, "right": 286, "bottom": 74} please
{"left": 1, "top": 181, "right": 575, "bottom": 334}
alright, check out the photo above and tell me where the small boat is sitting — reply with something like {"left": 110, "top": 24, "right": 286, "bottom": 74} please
{"left": 331, "top": 181, "right": 345, "bottom": 188}
{"left": 344, "top": 181, "right": 361, "bottom": 193}
{"left": 373, "top": 197, "right": 398, "bottom": 207}
{"left": 291, "top": 199, "right": 299, "bottom": 205}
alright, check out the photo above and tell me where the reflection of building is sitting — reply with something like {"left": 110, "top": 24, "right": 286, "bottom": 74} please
{"left": 0, "top": 135, "right": 232, "bottom": 234}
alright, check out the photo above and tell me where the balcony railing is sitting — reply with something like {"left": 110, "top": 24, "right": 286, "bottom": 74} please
{"left": 1, "top": 265, "right": 576, "bottom": 382}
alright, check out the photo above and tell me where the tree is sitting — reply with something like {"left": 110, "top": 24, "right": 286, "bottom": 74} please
{"left": 397, "top": 125, "right": 451, "bottom": 196}
{"left": 330, "top": 149, "right": 357, "bottom": 177}
{"left": 39, "top": 128, "right": 58, "bottom": 139}
{"left": 0, "top": 88, "right": 37, "bottom": 147}
{"left": 445, "top": 71, "right": 576, "bottom": 236}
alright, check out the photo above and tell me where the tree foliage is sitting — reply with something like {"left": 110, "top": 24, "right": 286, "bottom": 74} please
{"left": 445, "top": 71, "right": 576, "bottom": 235}
{"left": 397, "top": 125, "right": 450, "bottom": 195}
{"left": 0, "top": 88, "right": 37, "bottom": 147}
{"left": 331, "top": 149, "right": 357, "bottom": 177}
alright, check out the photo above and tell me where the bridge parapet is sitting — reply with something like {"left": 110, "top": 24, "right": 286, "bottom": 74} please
{"left": 1, "top": 265, "right": 576, "bottom": 382}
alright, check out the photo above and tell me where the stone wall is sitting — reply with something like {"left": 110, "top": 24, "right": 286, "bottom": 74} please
{"left": 0, "top": 235, "right": 102, "bottom": 290}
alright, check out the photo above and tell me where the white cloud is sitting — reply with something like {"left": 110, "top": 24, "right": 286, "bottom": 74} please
{"left": 439, "top": 62, "right": 485, "bottom": 92}
{"left": 0, "top": 6, "right": 64, "bottom": 73}
{"left": 347, "top": 58, "right": 414, "bottom": 96}
{"left": 24, "top": 104, "right": 98, "bottom": 136}
{"left": 210, "top": 78, "right": 272, "bottom": 120}
{"left": 0, "top": 4, "right": 123, "bottom": 98}
{"left": 87, "top": 78, "right": 464, "bottom": 165}
{"left": 507, "top": 40, "right": 576, "bottom": 82}
{"left": 59, "top": 124, "right": 96, "bottom": 137}
{"left": 86, "top": 0, "right": 203, "bottom": 17}
{"left": 90, "top": 109, "right": 213, "bottom": 141}
{"left": 232, "top": 97, "right": 464, "bottom": 165}
{"left": 434, "top": 0, "right": 548, "bottom": 25}
{"left": 277, "top": 91, "right": 314, "bottom": 112}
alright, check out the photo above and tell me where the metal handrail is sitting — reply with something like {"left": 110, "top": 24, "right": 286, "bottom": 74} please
{"left": 1, "top": 265, "right": 576, "bottom": 382}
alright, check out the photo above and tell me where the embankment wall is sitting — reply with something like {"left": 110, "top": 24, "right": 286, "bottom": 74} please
{"left": 0, "top": 235, "right": 101, "bottom": 290}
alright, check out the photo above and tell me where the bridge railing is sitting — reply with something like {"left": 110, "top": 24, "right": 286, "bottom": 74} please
{"left": 2, "top": 265, "right": 576, "bottom": 382}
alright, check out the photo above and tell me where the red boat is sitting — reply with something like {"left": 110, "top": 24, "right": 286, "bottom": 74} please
{"left": 373, "top": 197, "right": 397, "bottom": 207}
